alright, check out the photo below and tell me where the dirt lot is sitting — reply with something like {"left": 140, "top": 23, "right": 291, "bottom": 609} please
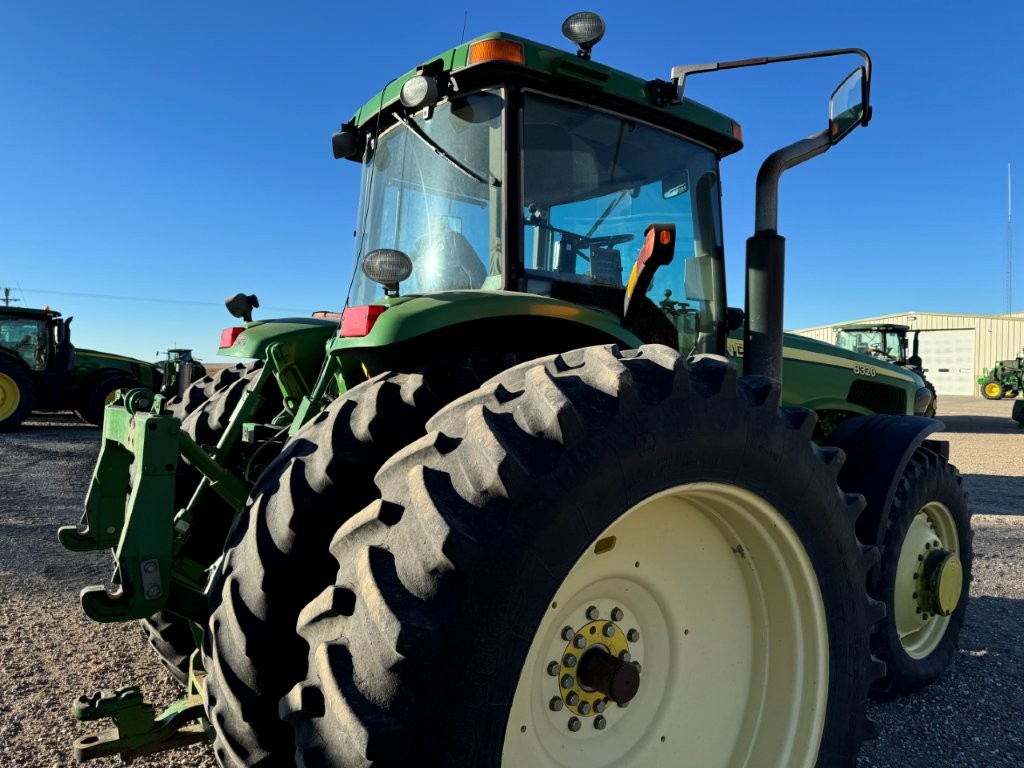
{"left": 0, "top": 395, "right": 1021, "bottom": 767}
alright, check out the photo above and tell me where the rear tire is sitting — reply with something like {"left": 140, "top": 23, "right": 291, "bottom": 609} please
{"left": 77, "top": 371, "right": 141, "bottom": 426}
{"left": 980, "top": 379, "right": 1004, "bottom": 400}
{"left": 870, "top": 447, "right": 971, "bottom": 698}
{"left": 0, "top": 359, "right": 33, "bottom": 432}
{"left": 284, "top": 346, "right": 882, "bottom": 768}
{"left": 204, "top": 354, "right": 520, "bottom": 767}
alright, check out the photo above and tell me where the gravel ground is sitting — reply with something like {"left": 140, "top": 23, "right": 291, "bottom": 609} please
{"left": 0, "top": 395, "right": 1021, "bottom": 767}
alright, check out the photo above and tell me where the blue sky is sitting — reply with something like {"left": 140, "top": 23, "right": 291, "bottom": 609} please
{"left": 1, "top": 1, "right": 1021, "bottom": 363}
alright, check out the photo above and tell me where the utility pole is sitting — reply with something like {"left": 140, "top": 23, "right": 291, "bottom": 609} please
{"left": 2, "top": 287, "right": 21, "bottom": 307}
{"left": 1007, "top": 164, "right": 1014, "bottom": 315}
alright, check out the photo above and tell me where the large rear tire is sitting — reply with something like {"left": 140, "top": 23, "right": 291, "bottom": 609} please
{"left": 284, "top": 346, "right": 882, "bottom": 768}
{"left": 0, "top": 359, "right": 33, "bottom": 432}
{"left": 204, "top": 354, "right": 520, "bottom": 767}
{"left": 870, "top": 447, "right": 971, "bottom": 698}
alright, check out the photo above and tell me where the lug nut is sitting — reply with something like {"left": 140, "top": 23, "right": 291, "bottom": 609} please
{"left": 594, "top": 699, "right": 606, "bottom": 713}
{"left": 548, "top": 661, "right": 560, "bottom": 676}
{"left": 562, "top": 626, "right": 575, "bottom": 641}
{"left": 568, "top": 717, "right": 581, "bottom": 732}
{"left": 594, "top": 715, "right": 607, "bottom": 730}
{"left": 579, "top": 701, "right": 591, "bottom": 715}
{"left": 549, "top": 697, "right": 564, "bottom": 712}
{"left": 563, "top": 654, "right": 577, "bottom": 668}
{"left": 619, "top": 651, "right": 632, "bottom": 662}
{"left": 561, "top": 675, "right": 575, "bottom": 689}
{"left": 566, "top": 691, "right": 580, "bottom": 707}
{"left": 602, "top": 624, "right": 615, "bottom": 638}
{"left": 627, "top": 629, "right": 640, "bottom": 642}
{"left": 586, "top": 605, "right": 599, "bottom": 620}
{"left": 574, "top": 634, "right": 587, "bottom": 649}
{"left": 611, "top": 607, "right": 624, "bottom": 622}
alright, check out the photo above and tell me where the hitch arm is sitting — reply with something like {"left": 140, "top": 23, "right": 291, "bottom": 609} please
{"left": 71, "top": 687, "right": 207, "bottom": 763}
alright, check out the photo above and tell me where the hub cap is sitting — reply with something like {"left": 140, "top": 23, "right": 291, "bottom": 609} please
{"left": 894, "top": 501, "right": 963, "bottom": 659}
{"left": 503, "top": 483, "right": 829, "bottom": 767}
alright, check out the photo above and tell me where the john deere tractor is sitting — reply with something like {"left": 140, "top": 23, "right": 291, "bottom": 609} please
{"left": 61, "top": 14, "right": 970, "bottom": 768}
{"left": 0, "top": 305, "right": 162, "bottom": 430}
{"left": 978, "top": 348, "right": 1023, "bottom": 399}
{"left": 835, "top": 322, "right": 937, "bottom": 416}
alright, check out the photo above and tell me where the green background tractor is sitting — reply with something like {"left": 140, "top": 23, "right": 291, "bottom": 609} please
{"left": 62, "top": 14, "right": 968, "bottom": 768}
{"left": 978, "top": 348, "right": 1023, "bottom": 399}
{"left": 0, "top": 305, "right": 163, "bottom": 430}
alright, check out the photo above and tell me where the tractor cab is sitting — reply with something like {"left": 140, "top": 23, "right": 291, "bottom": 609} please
{"left": 331, "top": 14, "right": 870, "bottom": 389}
{"left": 339, "top": 50, "right": 731, "bottom": 359}
{"left": 836, "top": 323, "right": 913, "bottom": 365}
{"left": 0, "top": 306, "right": 72, "bottom": 373}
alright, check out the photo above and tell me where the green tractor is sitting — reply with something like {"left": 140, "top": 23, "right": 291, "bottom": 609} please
{"left": 834, "top": 322, "right": 937, "bottom": 416}
{"left": 978, "top": 349, "right": 1023, "bottom": 399}
{"left": 61, "top": 14, "right": 970, "bottom": 768}
{"left": 0, "top": 305, "right": 163, "bottom": 430}
{"left": 154, "top": 348, "right": 207, "bottom": 399}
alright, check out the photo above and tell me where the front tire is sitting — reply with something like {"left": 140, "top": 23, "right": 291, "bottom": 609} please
{"left": 870, "top": 447, "right": 971, "bottom": 698}
{"left": 285, "top": 346, "right": 882, "bottom": 768}
{"left": 77, "top": 371, "right": 141, "bottom": 426}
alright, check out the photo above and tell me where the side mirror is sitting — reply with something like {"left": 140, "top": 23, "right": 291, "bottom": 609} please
{"left": 829, "top": 67, "right": 870, "bottom": 145}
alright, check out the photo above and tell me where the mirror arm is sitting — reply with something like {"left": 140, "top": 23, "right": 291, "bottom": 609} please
{"left": 671, "top": 48, "right": 872, "bottom": 103}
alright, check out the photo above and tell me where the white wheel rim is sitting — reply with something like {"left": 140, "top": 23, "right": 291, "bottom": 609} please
{"left": 894, "top": 501, "right": 961, "bottom": 658}
{"left": 503, "top": 482, "right": 829, "bottom": 768}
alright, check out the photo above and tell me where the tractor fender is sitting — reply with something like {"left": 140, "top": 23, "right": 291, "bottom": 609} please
{"left": 825, "top": 414, "right": 946, "bottom": 557}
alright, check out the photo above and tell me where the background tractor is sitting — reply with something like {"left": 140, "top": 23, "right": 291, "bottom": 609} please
{"left": 978, "top": 348, "right": 1023, "bottom": 399}
{"left": 62, "top": 14, "right": 969, "bottom": 768}
{"left": 154, "top": 348, "right": 207, "bottom": 398}
{"left": 835, "top": 322, "right": 938, "bottom": 415}
{"left": 0, "top": 305, "right": 162, "bottom": 430}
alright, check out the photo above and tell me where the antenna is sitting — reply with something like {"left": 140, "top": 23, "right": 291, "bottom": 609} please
{"left": 459, "top": 10, "right": 468, "bottom": 44}
{"left": 1007, "top": 163, "right": 1014, "bottom": 315}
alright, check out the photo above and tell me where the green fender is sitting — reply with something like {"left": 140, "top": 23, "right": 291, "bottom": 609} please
{"left": 329, "top": 292, "right": 643, "bottom": 373}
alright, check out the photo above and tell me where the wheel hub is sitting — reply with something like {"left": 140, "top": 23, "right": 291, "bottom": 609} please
{"left": 548, "top": 610, "right": 641, "bottom": 730}
{"left": 917, "top": 550, "right": 963, "bottom": 616}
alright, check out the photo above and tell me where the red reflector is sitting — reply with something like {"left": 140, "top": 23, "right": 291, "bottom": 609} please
{"left": 340, "top": 305, "right": 387, "bottom": 337}
{"left": 220, "top": 327, "right": 244, "bottom": 348}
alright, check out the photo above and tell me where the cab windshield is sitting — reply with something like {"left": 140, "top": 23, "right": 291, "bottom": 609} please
{"left": 521, "top": 92, "right": 726, "bottom": 353}
{"left": 835, "top": 328, "right": 906, "bottom": 362}
{"left": 346, "top": 90, "right": 504, "bottom": 306}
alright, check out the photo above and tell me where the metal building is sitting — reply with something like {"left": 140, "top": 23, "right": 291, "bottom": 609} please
{"left": 791, "top": 312, "right": 1024, "bottom": 396}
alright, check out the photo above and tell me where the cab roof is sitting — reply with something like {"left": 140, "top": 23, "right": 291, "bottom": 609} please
{"left": 348, "top": 32, "right": 742, "bottom": 156}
